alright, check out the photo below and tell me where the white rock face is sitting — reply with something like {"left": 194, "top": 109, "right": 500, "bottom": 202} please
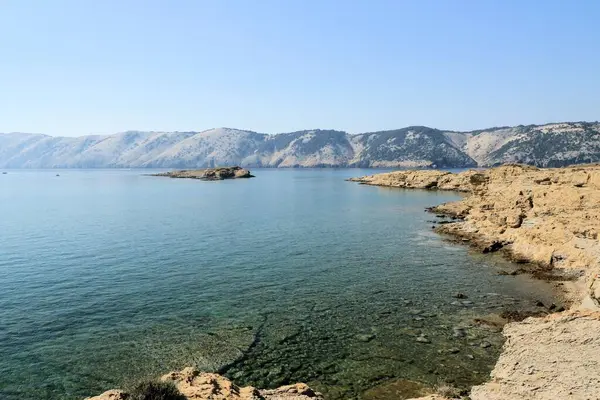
{"left": 1, "top": 122, "right": 599, "bottom": 168}
{"left": 464, "top": 127, "right": 522, "bottom": 166}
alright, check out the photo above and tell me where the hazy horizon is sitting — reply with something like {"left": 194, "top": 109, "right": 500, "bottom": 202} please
{"left": 3, "top": 119, "right": 600, "bottom": 138}
{"left": 1, "top": 0, "right": 599, "bottom": 137}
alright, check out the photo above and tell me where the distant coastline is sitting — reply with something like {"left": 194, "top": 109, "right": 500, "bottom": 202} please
{"left": 2, "top": 122, "right": 600, "bottom": 169}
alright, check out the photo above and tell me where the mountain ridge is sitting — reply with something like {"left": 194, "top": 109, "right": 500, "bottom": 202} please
{"left": 1, "top": 122, "right": 599, "bottom": 168}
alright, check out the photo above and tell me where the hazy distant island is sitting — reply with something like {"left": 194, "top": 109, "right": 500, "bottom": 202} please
{"left": 152, "top": 166, "right": 254, "bottom": 181}
{"left": 2, "top": 122, "right": 600, "bottom": 169}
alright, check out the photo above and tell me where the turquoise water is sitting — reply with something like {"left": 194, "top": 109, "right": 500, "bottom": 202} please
{"left": 0, "top": 169, "right": 560, "bottom": 399}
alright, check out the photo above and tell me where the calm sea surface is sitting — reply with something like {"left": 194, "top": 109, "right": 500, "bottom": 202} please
{"left": 0, "top": 169, "right": 560, "bottom": 399}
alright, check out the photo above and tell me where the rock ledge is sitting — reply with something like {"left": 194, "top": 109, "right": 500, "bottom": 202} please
{"left": 87, "top": 367, "right": 322, "bottom": 400}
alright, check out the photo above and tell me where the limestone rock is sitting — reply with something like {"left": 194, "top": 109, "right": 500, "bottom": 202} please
{"left": 85, "top": 390, "right": 127, "bottom": 400}
{"left": 87, "top": 368, "right": 323, "bottom": 400}
{"left": 470, "top": 311, "right": 600, "bottom": 400}
{"left": 152, "top": 167, "right": 254, "bottom": 181}
{"left": 351, "top": 164, "right": 600, "bottom": 400}
{"left": 261, "top": 383, "right": 320, "bottom": 399}
{"left": 351, "top": 164, "right": 600, "bottom": 306}
{"left": 161, "top": 367, "right": 262, "bottom": 399}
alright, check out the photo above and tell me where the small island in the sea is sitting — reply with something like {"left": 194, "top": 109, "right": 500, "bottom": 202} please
{"left": 152, "top": 166, "right": 254, "bottom": 181}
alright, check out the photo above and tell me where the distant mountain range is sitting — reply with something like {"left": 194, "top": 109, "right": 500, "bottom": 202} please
{"left": 1, "top": 122, "right": 599, "bottom": 168}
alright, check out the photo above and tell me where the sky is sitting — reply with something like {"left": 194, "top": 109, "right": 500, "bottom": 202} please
{"left": 1, "top": 0, "right": 599, "bottom": 137}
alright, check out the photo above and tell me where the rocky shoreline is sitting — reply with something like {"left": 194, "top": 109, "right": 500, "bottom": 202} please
{"left": 87, "top": 367, "right": 323, "bottom": 400}
{"left": 87, "top": 164, "right": 599, "bottom": 400}
{"left": 350, "top": 164, "right": 600, "bottom": 399}
{"left": 152, "top": 167, "right": 254, "bottom": 181}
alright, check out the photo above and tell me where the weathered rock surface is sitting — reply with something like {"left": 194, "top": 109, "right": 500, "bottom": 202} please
{"left": 85, "top": 390, "right": 128, "bottom": 400}
{"left": 352, "top": 164, "right": 600, "bottom": 399}
{"left": 351, "top": 164, "right": 600, "bottom": 303}
{"left": 470, "top": 311, "right": 600, "bottom": 400}
{"left": 87, "top": 367, "right": 323, "bottom": 400}
{"left": 153, "top": 167, "right": 254, "bottom": 181}
{"left": 348, "top": 169, "right": 476, "bottom": 192}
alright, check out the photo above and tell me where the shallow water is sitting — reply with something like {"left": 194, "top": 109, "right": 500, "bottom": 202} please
{"left": 0, "top": 169, "right": 560, "bottom": 399}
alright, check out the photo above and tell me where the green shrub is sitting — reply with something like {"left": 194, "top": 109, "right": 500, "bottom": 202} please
{"left": 128, "top": 380, "right": 186, "bottom": 400}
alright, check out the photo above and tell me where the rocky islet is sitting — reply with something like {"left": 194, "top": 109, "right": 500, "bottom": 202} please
{"left": 152, "top": 167, "right": 254, "bottom": 181}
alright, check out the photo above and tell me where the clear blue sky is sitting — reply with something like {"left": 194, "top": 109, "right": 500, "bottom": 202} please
{"left": 1, "top": 0, "right": 599, "bottom": 136}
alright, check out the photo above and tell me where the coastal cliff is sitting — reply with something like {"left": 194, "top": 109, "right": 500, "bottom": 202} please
{"left": 351, "top": 164, "right": 600, "bottom": 399}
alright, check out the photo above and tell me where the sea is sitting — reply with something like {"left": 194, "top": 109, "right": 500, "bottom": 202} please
{"left": 0, "top": 168, "right": 561, "bottom": 399}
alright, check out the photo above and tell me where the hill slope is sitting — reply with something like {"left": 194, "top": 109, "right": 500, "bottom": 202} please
{"left": 1, "top": 122, "right": 599, "bottom": 168}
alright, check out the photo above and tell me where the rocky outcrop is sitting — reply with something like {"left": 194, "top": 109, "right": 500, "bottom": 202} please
{"left": 152, "top": 167, "right": 254, "bottom": 181}
{"left": 351, "top": 164, "right": 600, "bottom": 399}
{"left": 87, "top": 367, "right": 322, "bottom": 400}
{"left": 347, "top": 169, "right": 477, "bottom": 192}
{"left": 351, "top": 164, "right": 600, "bottom": 301}
{"left": 86, "top": 390, "right": 127, "bottom": 400}
{"left": 470, "top": 311, "right": 600, "bottom": 400}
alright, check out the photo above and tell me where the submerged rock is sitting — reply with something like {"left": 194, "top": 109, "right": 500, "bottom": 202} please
{"left": 416, "top": 335, "right": 431, "bottom": 343}
{"left": 452, "top": 327, "right": 467, "bottom": 338}
{"left": 355, "top": 333, "right": 376, "bottom": 342}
